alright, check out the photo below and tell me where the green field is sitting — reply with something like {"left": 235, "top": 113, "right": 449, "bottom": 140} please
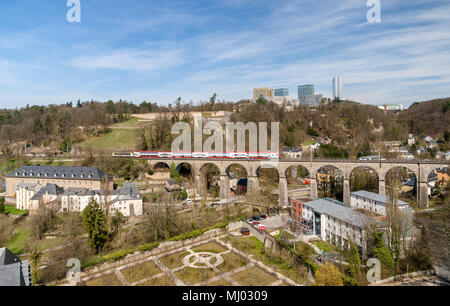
{"left": 4, "top": 205, "right": 28, "bottom": 215}
{"left": 311, "top": 240, "right": 336, "bottom": 253}
{"left": 80, "top": 129, "right": 139, "bottom": 150}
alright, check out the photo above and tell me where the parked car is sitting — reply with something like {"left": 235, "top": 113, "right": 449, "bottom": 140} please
{"left": 239, "top": 227, "right": 250, "bottom": 236}
{"left": 252, "top": 216, "right": 261, "bottom": 221}
{"left": 252, "top": 221, "right": 260, "bottom": 226}
{"left": 260, "top": 215, "right": 267, "bottom": 219}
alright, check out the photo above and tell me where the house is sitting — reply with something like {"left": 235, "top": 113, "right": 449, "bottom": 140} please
{"left": 5, "top": 166, "right": 113, "bottom": 198}
{"left": 424, "top": 136, "right": 435, "bottom": 143}
{"left": 436, "top": 151, "right": 450, "bottom": 160}
{"left": 0, "top": 248, "right": 31, "bottom": 286}
{"left": 236, "top": 178, "right": 248, "bottom": 195}
{"left": 60, "top": 183, "right": 143, "bottom": 217}
{"left": 282, "top": 147, "right": 302, "bottom": 159}
{"left": 29, "top": 184, "right": 65, "bottom": 213}
{"left": 350, "top": 190, "right": 411, "bottom": 216}
{"left": 436, "top": 167, "right": 449, "bottom": 188}
{"left": 165, "top": 179, "right": 182, "bottom": 192}
{"left": 407, "top": 134, "right": 416, "bottom": 146}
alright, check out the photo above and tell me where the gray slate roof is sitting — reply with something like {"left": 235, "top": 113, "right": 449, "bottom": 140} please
{"left": 303, "top": 198, "right": 369, "bottom": 228}
{"left": 351, "top": 190, "right": 409, "bottom": 207}
{"left": 0, "top": 248, "right": 31, "bottom": 286}
{"left": 7, "top": 166, "right": 111, "bottom": 181}
{"left": 17, "top": 182, "right": 42, "bottom": 191}
{"left": 31, "top": 184, "right": 65, "bottom": 200}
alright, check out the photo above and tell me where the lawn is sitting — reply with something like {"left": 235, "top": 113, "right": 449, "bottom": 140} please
{"left": 111, "top": 116, "right": 151, "bottom": 128}
{"left": 137, "top": 275, "right": 174, "bottom": 286}
{"left": 7, "top": 226, "right": 32, "bottom": 254}
{"left": 120, "top": 260, "right": 162, "bottom": 283}
{"left": 231, "top": 266, "right": 278, "bottom": 286}
{"left": 160, "top": 251, "right": 190, "bottom": 269}
{"left": 216, "top": 252, "right": 247, "bottom": 273}
{"left": 4, "top": 205, "right": 28, "bottom": 215}
{"left": 80, "top": 128, "right": 139, "bottom": 150}
{"left": 226, "top": 235, "right": 307, "bottom": 284}
{"left": 174, "top": 267, "right": 217, "bottom": 285}
{"left": 84, "top": 273, "right": 122, "bottom": 286}
{"left": 206, "top": 279, "right": 233, "bottom": 286}
{"left": 311, "top": 240, "right": 336, "bottom": 253}
{"left": 191, "top": 242, "right": 227, "bottom": 254}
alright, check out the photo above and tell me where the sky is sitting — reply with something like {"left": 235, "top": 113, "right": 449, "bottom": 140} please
{"left": 0, "top": 0, "right": 449, "bottom": 109}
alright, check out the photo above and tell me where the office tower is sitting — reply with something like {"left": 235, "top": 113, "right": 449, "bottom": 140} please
{"left": 332, "top": 76, "right": 342, "bottom": 100}
{"left": 253, "top": 87, "right": 274, "bottom": 100}
{"left": 298, "top": 84, "right": 314, "bottom": 98}
{"left": 274, "top": 88, "right": 289, "bottom": 96}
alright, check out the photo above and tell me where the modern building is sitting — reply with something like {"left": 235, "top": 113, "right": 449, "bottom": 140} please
{"left": 274, "top": 88, "right": 289, "bottom": 96}
{"left": 332, "top": 76, "right": 342, "bottom": 100}
{"left": 0, "top": 248, "right": 31, "bottom": 286}
{"left": 253, "top": 87, "right": 274, "bottom": 100}
{"left": 5, "top": 166, "right": 113, "bottom": 198}
{"left": 350, "top": 190, "right": 411, "bottom": 216}
{"left": 298, "top": 84, "right": 315, "bottom": 97}
{"left": 299, "top": 94, "right": 323, "bottom": 107}
{"left": 290, "top": 197, "right": 370, "bottom": 256}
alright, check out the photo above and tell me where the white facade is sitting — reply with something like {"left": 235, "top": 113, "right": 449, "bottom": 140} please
{"left": 350, "top": 190, "right": 410, "bottom": 216}
{"left": 301, "top": 199, "right": 367, "bottom": 254}
{"left": 16, "top": 183, "right": 42, "bottom": 210}
{"left": 60, "top": 184, "right": 143, "bottom": 217}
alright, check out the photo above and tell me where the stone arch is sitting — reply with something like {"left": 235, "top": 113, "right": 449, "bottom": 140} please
{"left": 198, "top": 163, "right": 221, "bottom": 197}
{"left": 175, "top": 162, "right": 194, "bottom": 180}
{"left": 315, "top": 165, "right": 344, "bottom": 202}
{"left": 349, "top": 165, "right": 379, "bottom": 193}
{"left": 225, "top": 163, "right": 248, "bottom": 196}
{"left": 152, "top": 161, "right": 170, "bottom": 171}
{"left": 285, "top": 165, "right": 310, "bottom": 193}
{"left": 384, "top": 166, "right": 417, "bottom": 205}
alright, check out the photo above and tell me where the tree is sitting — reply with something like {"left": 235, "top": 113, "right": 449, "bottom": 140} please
{"left": 0, "top": 196, "right": 5, "bottom": 214}
{"left": 28, "top": 243, "right": 43, "bottom": 286}
{"left": 82, "top": 197, "right": 108, "bottom": 253}
{"left": 209, "top": 93, "right": 217, "bottom": 109}
{"left": 444, "top": 130, "right": 450, "bottom": 142}
{"left": 314, "top": 263, "right": 344, "bottom": 286}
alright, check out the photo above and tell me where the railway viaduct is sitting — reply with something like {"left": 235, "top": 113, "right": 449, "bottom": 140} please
{"left": 145, "top": 158, "right": 448, "bottom": 208}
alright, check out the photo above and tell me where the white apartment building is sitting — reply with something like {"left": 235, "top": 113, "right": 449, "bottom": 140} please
{"left": 299, "top": 198, "right": 370, "bottom": 257}
{"left": 350, "top": 190, "right": 411, "bottom": 216}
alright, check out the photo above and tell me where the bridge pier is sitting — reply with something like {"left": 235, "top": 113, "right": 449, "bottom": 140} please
{"left": 379, "top": 180, "right": 386, "bottom": 195}
{"left": 343, "top": 178, "right": 350, "bottom": 205}
{"left": 219, "top": 173, "right": 230, "bottom": 202}
{"left": 247, "top": 175, "right": 260, "bottom": 195}
{"left": 419, "top": 181, "right": 429, "bottom": 208}
{"left": 309, "top": 178, "right": 318, "bottom": 199}
{"left": 195, "top": 173, "right": 203, "bottom": 196}
{"left": 279, "top": 175, "right": 288, "bottom": 207}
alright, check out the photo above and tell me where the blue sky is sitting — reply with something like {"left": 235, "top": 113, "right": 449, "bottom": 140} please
{"left": 0, "top": 0, "right": 449, "bottom": 108}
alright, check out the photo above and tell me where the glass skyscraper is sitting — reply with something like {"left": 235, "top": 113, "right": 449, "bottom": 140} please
{"left": 274, "top": 88, "right": 289, "bottom": 96}
{"left": 332, "top": 76, "right": 342, "bottom": 100}
{"left": 298, "top": 85, "right": 314, "bottom": 98}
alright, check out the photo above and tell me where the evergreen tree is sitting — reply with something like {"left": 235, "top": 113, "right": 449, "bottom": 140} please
{"left": 82, "top": 197, "right": 108, "bottom": 253}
